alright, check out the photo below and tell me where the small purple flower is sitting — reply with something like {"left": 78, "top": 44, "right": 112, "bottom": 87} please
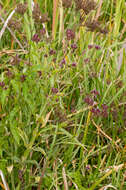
{"left": 82, "top": 50, "right": 86, "bottom": 55}
{"left": 101, "top": 104, "right": 108, "bottom": 118}
{"left": 91, "top": 107, "right": 100, "bottom": 116}
{"left": 85, "top": 165, "right": 91, "bottom": 171}
{"left": 44, "top": 54, "right": 48, "bottom": 58}
{"left": 88, "top": 44, "right": 93, "bottom": 49}
{"left": 51, "top": 87, "right": 58, "bottom": 94}
{"left": 37, "top": 71, "right": 42, "bottom": 77}
{"left": 20, "top": 75, "right": 26, "bottom": 82}
{"left": 84, "top": 96, "right": 94, "bottom": 106}
{"left": 53, "top": 58, "right": 56, "bottom": 63}
{"left": 0, "top": 81, "right": 5, "bottom": 87}
{"left": 101, "top": 110, "right": 108, "bottom": 118}
{"left": 59, "top": 58, "right": 66, "bottom": 68}
{"left": 3, "top": 86, "right": 8, "bottom": 90}
{"left": 84, "top": 58, "right": 90, "bottom": 63}
{"left": 32, "top": 33, "right": 40, "bottom": 43}
{"left": 71, "top": 62, "right": 77, "bottom": 67}
{"left": 95, "top": 45, "right": 101, "bottom": 50}
{"left": 71, "top": 43, "right": 77, "bottom": 50}
{"left": 56, "top": 98, "right": 59, "bottom": 102}
{"left": 102, "top": 104, "right": 108, "bottom": 110}
{"left": 6, "top": 70, "right": 13, "bottom": 78}
{"left": 59, "top": 63, "right": 63, "bottom": 68}
{"left": 71, "top": 108, "right": 76, "bottom": 113}
{"left": 40, "top": 28, "right": 46, "bottom": 36}
{"left": 91, "top": 89, "right": 99, "bottom": 96}
{"left": 49, "top": 49, "right": 56, "bottom": 55}
{"left": 61, "top": 58, "right": 66, "bottom": 65}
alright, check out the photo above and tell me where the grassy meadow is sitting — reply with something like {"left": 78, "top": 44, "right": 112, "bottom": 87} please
{"left": 0, "top": 0, "right": 126, "bottom": 189}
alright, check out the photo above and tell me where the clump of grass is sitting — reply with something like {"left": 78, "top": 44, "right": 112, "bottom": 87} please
{"left": 0, "top": 0, "right": 126, "bottom": 189}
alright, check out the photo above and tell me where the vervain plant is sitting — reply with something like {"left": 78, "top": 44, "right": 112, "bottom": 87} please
{"left": 0, "top": 0, "right": 126, "bottom": 189}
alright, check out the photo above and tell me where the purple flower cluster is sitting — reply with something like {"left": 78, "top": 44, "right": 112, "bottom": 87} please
{"left": 31, "top": 28, "right": 46, "bottom": 43}
{"left": 91, "top": 107, "right": 100, "bottom": 116}
{"left": 66, "top": 29, "right": 75, "bottom": 40}
{"left": 59, "top": 58, "right": 66, "bottom": 68}
{"left": 91, "top": 89, "right": 99, "bottom": 95}
{"left": 84, "top": 96, "right": 94, "bottom": 106}
{"left": 51, "top": 87, "right": 58, "bottom": 94}
{"left": 71, "top": 43, "right": 77, "bottom": 50}
{"left": 88, "top": 44, "right": 101, "bottom": 50}
{"left": 84, "top": 89, "right": 108, "bottom": 118}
